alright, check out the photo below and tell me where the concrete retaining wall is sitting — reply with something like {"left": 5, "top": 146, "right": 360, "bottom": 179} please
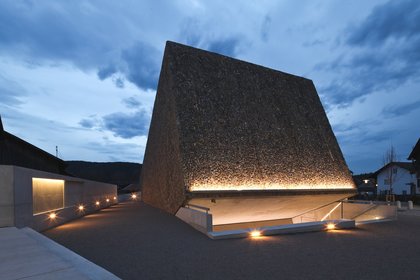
{"left": 0, "top": 165, "right": 117, "bottom": 231}
{"left": 176, "top": 207, "right": 213, "bottom": 233}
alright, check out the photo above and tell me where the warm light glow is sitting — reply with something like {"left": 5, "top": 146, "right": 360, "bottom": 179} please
{"left": 321, "top": 203, "right": 341, "bottom": 221}
{"left": 326, "top": 223, "right": 336, "bottom": 230}
{"left": 375, "top": 216, "right": 380, "bottom": 220}
{"left": 32, "top": 178, "right": 65, "bottom": 215}
{"left": 363, "top": 179, "right": 369, "bottom": 184}
{"left": 250, "top": 230, "right": 262, "bottom": 238}
{"left": 95, "top": 201, "right": 100, "bottom": 206}
{"left": 78, "top": 205, "right": 84, "bottom": 211}
{"left": 131, "top": 194, "right": 137, "bottom": 199}
{"left": 189, "top": 182, "right": 355, "bottom": 192}
{"left": 106, "top": 198, "right": 110, "bottom": 202}
{"left": 49, "top": 213, "right": 57, "bottom": 220}
{"left": 113, "top": 196, "right": 117, "bottom": 200}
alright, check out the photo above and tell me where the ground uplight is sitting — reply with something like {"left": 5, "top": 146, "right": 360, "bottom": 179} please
{"left": 250, "top": 230, "right": 262, "bottom": 238}
{"left": 326, "top": 223, "right": 336, "bottom": 230}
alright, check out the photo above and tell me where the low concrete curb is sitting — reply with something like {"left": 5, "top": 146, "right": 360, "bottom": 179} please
{"left": 208, "top": 219, "right": 355, "bottom": 240}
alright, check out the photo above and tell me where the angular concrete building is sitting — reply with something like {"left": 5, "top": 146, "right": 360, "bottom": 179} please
{"left": 141, "top": 41, "right": 356, "bottom": 233}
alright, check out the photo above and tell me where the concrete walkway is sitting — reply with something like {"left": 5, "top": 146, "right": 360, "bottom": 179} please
{"left": 0, "top": 227, "right": 118, "bottom": 280}
{"left": 43, "top": 201, "right": 420, "bottom": 280}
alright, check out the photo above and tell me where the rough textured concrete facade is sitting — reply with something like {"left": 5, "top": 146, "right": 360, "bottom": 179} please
{"left": 141, "top": 41, "right": 355, "bottom": 214}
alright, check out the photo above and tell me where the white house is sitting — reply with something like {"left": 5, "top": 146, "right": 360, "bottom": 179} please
{"left": 376, "top": 162, "right": 417, "bottom": 195}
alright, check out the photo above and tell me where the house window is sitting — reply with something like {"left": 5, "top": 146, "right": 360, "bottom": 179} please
{"left": 384, "top": 179, "right": 390, "bottom": 185}
{"left": 32, "top": 178, "right": 65, "bottom": 215}
{"left": 393, "top": 168, "right": 398, "bottom": 174}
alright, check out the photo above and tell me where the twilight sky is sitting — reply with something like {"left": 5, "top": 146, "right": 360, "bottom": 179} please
{"left": 0, "top": 0, "right": 419, "bottom": 174}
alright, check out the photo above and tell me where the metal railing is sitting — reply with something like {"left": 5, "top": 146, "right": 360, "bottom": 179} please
{"left": 293, "top": 200, "right": 397, "bottom": 224}
{"left": 185, "top": 203, "right": 210, "bottom": 214}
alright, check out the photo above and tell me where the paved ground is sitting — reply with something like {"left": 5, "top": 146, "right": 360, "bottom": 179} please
{"left": 0, "top": 227, "right": 117, "bottom": 280}
{"left": 44, "top": 201, "right": 420, "bottom": 280}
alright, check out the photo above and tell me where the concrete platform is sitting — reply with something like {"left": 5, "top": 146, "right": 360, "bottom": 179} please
{"left": 0, "top": 227, "right": 119, "bottom": 280}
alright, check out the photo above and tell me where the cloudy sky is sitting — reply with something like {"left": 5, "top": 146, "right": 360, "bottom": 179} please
{"left": 0, "top": 0, "right": 419, "bottom": 174}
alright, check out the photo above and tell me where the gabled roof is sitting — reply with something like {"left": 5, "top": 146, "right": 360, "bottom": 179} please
{"left": 408, "top": 138, "right": 420, "bottom": 161}
{"left": 0, "top": 115, "right": 66, "bottom": 174}
{"left": 1, "top": 130, "right": 64, "bottom": 163}
{"left": 375, "top": 161, "right": 416, "bottom": 175}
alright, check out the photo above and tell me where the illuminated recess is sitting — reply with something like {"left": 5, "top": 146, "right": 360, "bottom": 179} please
{"left": 33, "top": 178, "right": 65, "bottom": 215}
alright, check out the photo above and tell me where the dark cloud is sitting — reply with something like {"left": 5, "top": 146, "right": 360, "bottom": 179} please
{"left": 79, "top": 118, "right": 96, "bottom": 129}
{"left": 207, "top": 37, "right": 240, "bottom": 57}
{"left": 0, "top": 2, "right": 160, "bottom": 91}
{"left": 333, "top": 120, "right": 380, "bottom": 134}
{"left": 114, "top": 77, "right": 125, "bottom": 88}
{"left": 120, "top": 42, "right": 160, "bottom": 90}
{"left": 356, "top": 129, "right": 398, "bottom": 145}
{"left": 319, "top": 0, "right": 420, "bottom": 107}
{"left": 122, "top": 96, "right": 142, "bottom": 109}
{"left": 102, "top": 109, "right": 150, "bottom": 139}
{"left": 81, "top": 141, "right": 143, "bottom": 162}
{"left": 382, "top": 99, "right": 420, "bottom": 118}
{"left": 0, "top": 75, "right": 26, "bottom": 106}
{"left": 260, "top": 15, "right": 271, "bottom": 42}
{"left": 178, "top": 18, "right": 243, "bottom": 58}
{"left": 0, "top": 1, "right": 109, "bottom": 67}
{"left": 347, "top": 0, "right": 420, "bottom": 46}
{"left": 180, "top": 18, "right": 203, "bottom": 47}
{"left": 97, "top": 65, "right": 117, "bottom": 80}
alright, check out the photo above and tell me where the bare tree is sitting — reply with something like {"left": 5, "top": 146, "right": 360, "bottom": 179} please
{"left": 382, "top": 145, "right": 398, "bottom": 198}
{"left": 382, "top": 145, "right": 398, "bottom": 165}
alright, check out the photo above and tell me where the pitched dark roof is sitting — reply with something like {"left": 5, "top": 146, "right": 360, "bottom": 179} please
{"left": 408, "top": 138, "right": 420, "bottom": 161}
{"left": 0, "top": 115, "right": 66, "bottom": 174}
{"left": 375, "top": 161, "right": 415, "bottom": 175}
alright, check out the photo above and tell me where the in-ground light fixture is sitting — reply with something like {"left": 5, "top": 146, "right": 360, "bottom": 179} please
{"left": 326, "top": 223, "right": 336, "bottom": 230}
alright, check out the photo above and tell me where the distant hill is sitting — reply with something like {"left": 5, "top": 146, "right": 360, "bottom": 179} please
{"left": 65, "top": 161, "right": 142, "bottom": 189}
